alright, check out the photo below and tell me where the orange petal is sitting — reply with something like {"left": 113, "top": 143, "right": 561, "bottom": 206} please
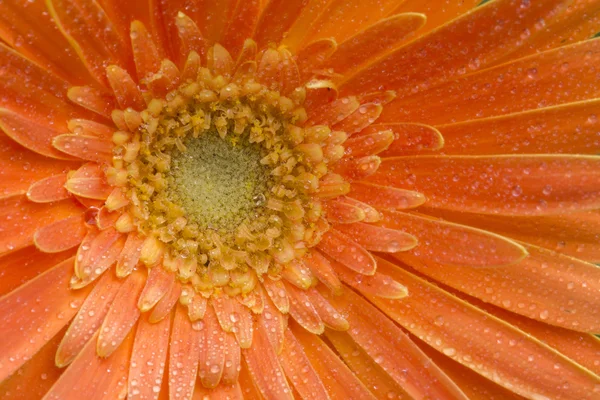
{"left": 96, "top": 206, "right": 120, "bottom": 230}
{"left": 372, "top": 155, "right": 600, "bottom": 216}
{"left": 359, "top": 123, "right": 444, "bottom": 156}
{"left": 230, "top": 300, "right": 255, "bottom": 349}
{"left": 292, "top": 324, "right": 377, "bottom": 399}
{"left": 303, "top": 251, "right": 343, "bottom": 294}
{"left": 193, "top": 382, "right": 244, "bottom": 400}
{"left": 325, "top": 13, "right": 426, "bottom": 75}
{"left": 284, "top": 282, "right": 324, "bottom": 334}
{"left": 397, "top": 242, "right": 600, "bottom": 332}
{"left": 0, "top": 326, "right": 66, "bottom": 399}
{"left": 0, "top": 258, "right": 91, "bottom": 382}
{"left": 174, "top": 13, "right": 206, "bottom": 65}
{"left": 169, "top": 305, "right": 202, "bottom": 399}
{"left": 279, "top": 327, "right": 330, "bottom": 399}
{"left": 68, "top": 119, "right": 114, "bottom": 139}
{"left": 262, "top": 278, "right": 290, "bottom": 314}
{"left": 45, "top": 330, "right": 134, "bottom": 400}
{"left": 33, "top": 214, "right": 86, "bottom": 253}
{"left": 305, "top": 288, "right": 349, "bottom": 331}
{"left": 421, "top": 207, "right": 600, "bottom": 263}
{"left": 381, "top": 39, "right": 600, "bottom": 125}
{"left": 337, "top": 196, "right": 381, "bottom": 222}
{"left": 0, "top": 0, "right": 93, "bottom": 84}
{"left": 253, "top": 0, "right": 308, "bottom": 49}
{"left": 137, "top": 265, "right": 174, "bottom": 312}
{"left": 208, "top": 43, "right": 234, "bottom": 78}
{"left": 73, "top": 227, "right": 125, "bottom": 288}
{"left": 280, "top": 0, "right": 333, "bottom": 53}
{"left": 131, "top": 20, "right": 161, "bottom": 80}
{"left": 106, "top": 65, "right": 146, "bottom": 110}
{"left": 116, "top": 232, "right": 145, "bottom": 277}
{"left": 343, "top": 130, "right": 394, "bottom": 158}
{"left": 349, "top": 181, "right": 426, "bottom": 210}
{"left": 1, "top": 132, "right": 77, "bottom": 199}
{"left": 393, "top": 0, "right": 479, "bottom": 37}
{"left": 0, "top": 245, "right": 73, "bottom": 297}
{"left": 416, "top": 335, "right": 526, "bottom": 400}
{"left": 372, "top": 258, "right": 600, "bottom": 400}
{"left": 53, "top": 134, "right": 113, "bottom": 163}
{"left": 26, "top": 174, "right": 70, "bottom": 203}
{"left": 0, "top": 108, "right": 75, "bottom": 160}
{"left": 323, "top": 198, "right": 365, "bottom": 224}
{"left": 198, "top": 305, "right": 226, "bottom": 389}
{"left": 317, "top": 228, "right": 377, "bottom": 275}
{"left": 324, "top": 286, "right": 469, "bottom": 400}
{"left": 149, "top": 280, "right": 181, "bottom": 323}
{"left": 304, "top": 0, "right": 411, "bottom": 45}
{"left": 331, "top": 259, "right": 408, "bottom": 300}
{"left": 332, "top": 103, "right": 382, "bottom": 135}
{"left": 128, "top": 313, "right": 171, "bottom": 400}
{"left": 281, "top": 259, "right": 314, "bottom": 290}
{"left": 188, "top": 0, "right": 237, "bottom": 44}
{"left": 212, "top": 291, "right": 236, "bottom": 332}
{"left": 221, "top": 0, "right": 260, "bottom": 59}
{"left": 97, "top": 269, "right": 145, "bottom": 357}
{"left": 67, "top": 85, "right": 116, "bottom": 119}
{"left": 340, "top": 0, "right": 569, "bottom": 97}
{"left": 257, "top": 293, "right": 287, "bottom": 354}
{"left": 334, "top": 222, "right": 417, "bottom": 253}
{"left": 46, "top": 0, "right": 128, "bottom": 87}
{"left": 325, "top": 329, "right": 411, "bottom": 399}
{"left": 303, "top": 80, "right": 338, "bottom": 115}
{"left": 221, "top": 331, "right": 242, "bottom": 385}
{"left": 56, "top": 270, "right": 123, "bottom": 367}
{"left": 437, "top": 99, "right": 600, "bottom": 155}
{"left": 306, "top": 96, "right": 359, "bottom": 127}
{"left": 482, "top": 304, "right": 600, "bottom": 376}
{"left": 333, "top": 155, "right": 380, "bottom": 181}
{"left": 0, "top": 194, "right": 83, "bottom": 254}
{"left": 381, "top": 210, "right": 527, "bottom": 267}
{"left": 65, "top": 162, "right": 112, "bottom": 200}
{"left": 242, "top": 318, "right": 293, "bottom": 399}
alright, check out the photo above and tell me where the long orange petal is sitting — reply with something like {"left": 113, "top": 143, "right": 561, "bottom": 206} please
{"left": 349, "top": 181, "right": 426, "bottom": 210}
{"left": 372, "top": 257, "right": 600, "bottom": 400}
{"left": 0, "top": 133, "right": 77, "bottom": 199}
{"left": 380, "top": 210, "right": 527, "bottom": 267}
{"left": 292, "top": 324, "right": 377, "bottom": 399}
{"left": 279, "top": 327, "right": 330, "bottom": 399}
{"left": 340, "top": 0, "right": 568, "bottom": 97}
{"left": 0, "top": 258, "right": 91, "bottom": 382}
{"left": 56, "top": 270, "right": 123, "bottom": 367}
{"left": 437, "top": 99, "right": 600, "bottom": 155}
{"left": 0, "top": 108, "right": 76, "bottom": 160}
{"left": 46, "top": 0, "right": 129, "bottom": 87}
{"left": 253, "top": 0, "right": 308, "bottom": 49}
{"left": 33, "top": 214, "right": 86, "bottom": 253}
{"left": 0, "top": 246, "right": 73, "bottom": 297}
{"left": 421, "top": 207, "right": 600, "bottom": 263}
{"left": 128, "top": 313, "right": 171, "bottom": 400}
{"left": 169, "top": 305, "right": 202, "bottom": 400}
{"left": 198, "top": 305, "right": 226, "bottom": 389}
{"left": 0, "top": 194, "right": 83, "bottom": 254}
{"left": 325, "top": 13, "right": 426, "bottom": 75}
{"left": 325, "top": 329, "right": 411, "bottom": 400}
{"left": 44, "top": 329, "right": 134, "bottom": 400}
{"left": 97, "top": 269, "right": 145, "bottom": 357}
{"left": 380, "top": 39, "right": 600, "bottom": 125}
{"left": 395, "top": 243, "right": 600, "bottom": 332}
{"left": 284, "top": 282, "right": 324, "bottom": 335}
{"left": 242, "top": 318, "right": 293, "bottom": 400}
{"left": 317, "top": 228, "right": 377, "bottom": 275}
{"left": 324, "top": 286, "right": 469, "bottom": 400}
{"left": 137, "top": 265, "right": 174, "bottom": 312}
{"left": 73, "top": 227, "right": 125, "bottom": 288}
{"left": 334, "top": 222, "right": 417, "bottom": 252}
{"left": 372, "top": 155, "right": 600, "bottom": 216}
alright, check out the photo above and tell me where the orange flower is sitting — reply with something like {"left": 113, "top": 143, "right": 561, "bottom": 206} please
{"left": 1, "top": 0, "right": 600, "bottom": 399}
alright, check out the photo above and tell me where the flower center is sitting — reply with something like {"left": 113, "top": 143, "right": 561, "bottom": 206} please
{"left": 167, "top": 132, "right": 270, "bottom": 233}
{"left": 107, "top": 50, "right": 350, "bottom": 293}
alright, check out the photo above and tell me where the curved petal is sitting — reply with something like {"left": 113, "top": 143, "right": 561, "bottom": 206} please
{"left": 0, "top": 258, "right": 91, "bottom": 382}
{"left": 372, "top": 257, "right": 600, "bottom": 400}
{"left": 371, "top": 155, "right": 600, "bottom": 216}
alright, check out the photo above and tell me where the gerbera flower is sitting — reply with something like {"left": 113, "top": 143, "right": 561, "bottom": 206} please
{"left": 1, "top": 0, "right": 600, "bottom": 398}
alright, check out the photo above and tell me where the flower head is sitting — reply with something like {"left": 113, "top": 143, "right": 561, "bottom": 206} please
{"left": 1, "top": 0, "right": 600, "bottom": 399}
